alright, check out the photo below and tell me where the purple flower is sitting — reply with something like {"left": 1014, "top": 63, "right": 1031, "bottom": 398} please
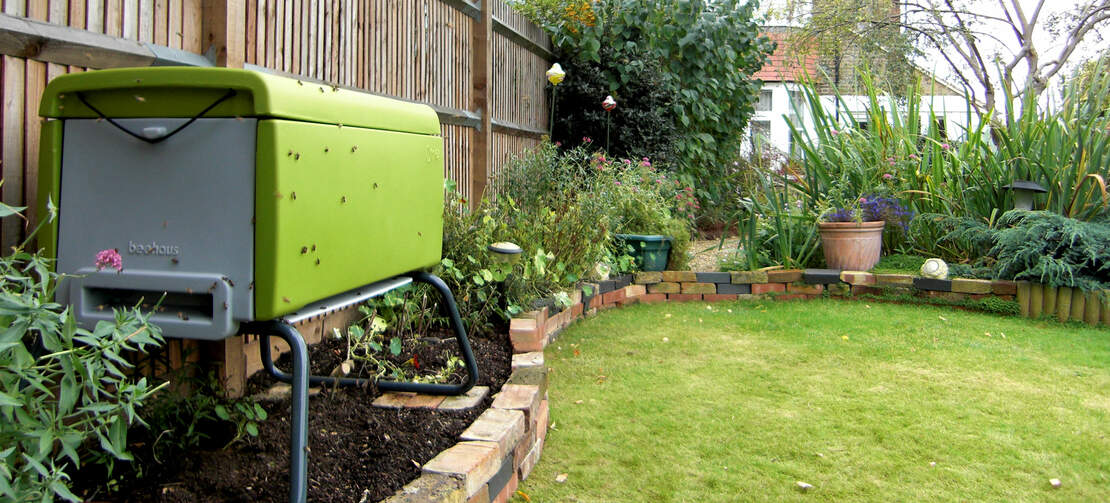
{"left": 95, "top": 249, "right": 123, "bottom": 273}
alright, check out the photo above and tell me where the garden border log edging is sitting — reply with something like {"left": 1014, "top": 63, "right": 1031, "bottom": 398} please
{"left": 380, "top": 268, "right": 1098, "bottom": 503}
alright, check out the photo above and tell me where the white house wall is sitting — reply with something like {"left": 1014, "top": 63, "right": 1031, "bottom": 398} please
{"left": 745, "top": 86, "right": 979, "bottom": 157}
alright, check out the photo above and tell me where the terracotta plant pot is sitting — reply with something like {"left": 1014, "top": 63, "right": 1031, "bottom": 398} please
{"left": 818, "top": 220, "right": 885, "bottom": 271}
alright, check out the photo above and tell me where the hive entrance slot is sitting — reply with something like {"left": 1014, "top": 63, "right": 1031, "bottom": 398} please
{"left": 86, "top": 287, "right": 214, "bottom": 321}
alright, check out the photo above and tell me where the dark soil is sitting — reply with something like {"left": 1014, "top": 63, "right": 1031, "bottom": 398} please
{"left": 72, "top": 325, "right": 512, "bottom": 503}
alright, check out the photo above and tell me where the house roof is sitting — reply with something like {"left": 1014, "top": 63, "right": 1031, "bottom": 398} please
{"left": 754, "top": 32, "right": 817, "bottom": 82}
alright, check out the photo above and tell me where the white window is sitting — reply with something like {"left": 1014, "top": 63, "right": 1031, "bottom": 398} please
{"left": 756, "top": 90, "right": 774, "bottom": 112}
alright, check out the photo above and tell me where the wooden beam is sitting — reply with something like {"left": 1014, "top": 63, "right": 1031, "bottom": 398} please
{"left": 492, "top": 15, "right": 552, "bottom": 60}
{"left": 469, "top": 0, "right": 492, "bottom": 209}
{"left": 492, "top": 118, "right": 547, "bottom": 139}
{"left": 0, "top": 12, "right": 154, "bottom": 67}
{"left": 201, "top": 0, "right": 245, "bottom": 67}
{"left": 440, "top": 0, "right": 479, "bottom": 20}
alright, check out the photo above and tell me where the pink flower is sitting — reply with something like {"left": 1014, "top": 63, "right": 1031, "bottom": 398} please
{"left": 830, "top": 129, "right": 839, "bottom": 136}
{"left": 95, "top": 249, "right": 123, "bottom": 273}
{"left": 883, "top": 173, "right": 893, "bottom": 180}
{"left": 859, "top": 197, "right": 868, "bottom": 203}
{"left": 615, "top": 181, "right": 622, "bottom": 185}
{"left": 641, "top": 161, "right": 651, "bottom": 167}
{"left": 623, "top": 159, "right": 632, "bottom": 165}
{"left": 941, "top": 143, "right": 951, "bottom": 150}
{"left": 583, "top": 137, "right": 593, "bottom": 143}
{"left": 642, "top": 157, "right": 649, "bottom": 161}
{"left": 554, "top": 141, "right": 562, "bottom": 147}
{"left": 909, "top": 154, "right": 919, "bottom": 160}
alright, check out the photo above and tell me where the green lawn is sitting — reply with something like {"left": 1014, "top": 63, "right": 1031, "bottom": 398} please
{"left": 514, "top": 299, "right": 1110, "bottom": 502}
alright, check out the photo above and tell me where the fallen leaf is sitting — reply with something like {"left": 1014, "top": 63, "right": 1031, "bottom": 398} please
{"left": 665, "top": 313, "right": 672, "bottom": 318}
{"left": 929, "top": 461, "right": 936, "bottom": 467}
{"left": 796, "top": 481, "right": 814, "bottom": 491}
{"left": 574, "top": 400, "right": 584, "bottom": 404}
{"left": 516, "top": 490, "right": 532, "bottom": 502}
{"left": 841, "top": 336, "right": 849, "bottom": 341}
{"left": 556, "top": 473, "right": 568, "bottom": 483}
{"left": 1050, "top": 478, "right": 1062, "bottom": 488}
{"left": 864, "top": 304, "right": 871, "bottom": 309}
{"left": 573, "top": 349, "right": 580, "bottom": 356}
{"left": 727, "top": 309, "right": 733, "bottom": 313}
{"left": 662, "top": 337, "right": 669, "bottom": 343}
{"left": 939, "top": 315, "right": 948, "bottom": 321}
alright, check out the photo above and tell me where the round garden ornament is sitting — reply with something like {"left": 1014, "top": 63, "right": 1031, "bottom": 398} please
{"left": 546, "top": 63, "right": 565, "bottom": 86}
{"left": 602, "top": 95, "right": 616, "bottom": 111}
{"left": 920, "top": 258, "right": 949, "bottom": 279}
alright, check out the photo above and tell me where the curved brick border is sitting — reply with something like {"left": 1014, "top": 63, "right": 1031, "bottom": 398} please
{"left": 381, "top": 268, "right": 1098, "bottom": 503}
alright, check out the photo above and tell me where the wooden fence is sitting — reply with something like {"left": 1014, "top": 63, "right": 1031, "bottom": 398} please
{"left": 0, "top": 0, "right": 552, "bottom": 253}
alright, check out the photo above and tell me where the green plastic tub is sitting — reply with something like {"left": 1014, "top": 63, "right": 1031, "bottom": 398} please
{"left": 614, "top": 234, "right": 672, "bottom": 271}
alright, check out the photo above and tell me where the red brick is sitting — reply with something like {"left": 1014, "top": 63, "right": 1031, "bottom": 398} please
{"left": 588, "top": 295, "right": 603, "bottom": 309}
{"left": 513, "top": 429, "right": 534, "bottom": 472}
{"left": 492, "top": 384, "right": 541, "bottom": 423}
{"left": 991, "top": 280, "right": 1018, "bottom": 295}
{"left": 460, "top": 408, "right": 526, "bottom": 456}
{"left": 626, "top": 284, "right": 647, "bottom": 297}
{"left": 509, "top": 318, "right": 542, "bottom": 352}
{"left": 423, "top": 441, "right": 502, "bottom": 498}
{"left": 787, "top": 283, "right": 824, "bottom": 295}
{"left": 667, "top": 293, "right": 702, "bottom": 302}
{"left": 617, "top": 296, "right": 640, "bottom": 306}
{"left": 467, "top": 484, "right": 489, "bottom": 503}
{"left": 570, "top": 302, "right": 584, "bottom": 319}
{"left": 639, "top": 293, "right": 667, "bottom": 304}
{"left": 518, "top": 437, "right": 543, "bottom": 480}
{"left": 751, "top": 283, "right": 786, "bottom": 294}
{"left": 767, "top": 269, "right": 803, "bottom": 283}
{"left": 534, "top": 399, "right": 550, "bottom": 444}
{"left": 602, "top": 288, "right": 626, "bottom": 304}
{"left": 851, "top": 285, "right": 883, "bottom": 296}
{"left": 703, "top": 294, "right": 739, "bottom": 302}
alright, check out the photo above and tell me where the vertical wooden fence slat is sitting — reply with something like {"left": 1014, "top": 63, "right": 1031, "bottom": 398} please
{"left": 2, "top": 56, "right": 26, "bottom": 252}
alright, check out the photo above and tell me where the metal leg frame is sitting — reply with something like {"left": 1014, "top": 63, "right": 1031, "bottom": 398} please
{"left": 238, "top": 320, "right": 309, "bottom": 503}
{"left": 247, "top": 271, "right": 479, "bottom": 503}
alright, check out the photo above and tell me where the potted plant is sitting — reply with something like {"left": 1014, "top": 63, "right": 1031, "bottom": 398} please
{"left": 818, "top": 194, "right": 911, "bottom": 271}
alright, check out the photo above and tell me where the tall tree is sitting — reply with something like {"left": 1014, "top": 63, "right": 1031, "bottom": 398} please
{"left": 780, "top": 0, "right": 1110, "bottom": 111}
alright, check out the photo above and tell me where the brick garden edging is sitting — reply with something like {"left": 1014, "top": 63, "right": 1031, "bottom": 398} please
{"left": 378, "top": 267, "right": 1102, "bottom": 503}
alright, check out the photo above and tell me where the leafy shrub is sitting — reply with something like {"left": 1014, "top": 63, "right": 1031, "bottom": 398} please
{"left": 550, "top": 45, "right": 680, "bottom": 165}
{"left": 0, "top": 208, "right": 163, "bottom": 502}
{"left": 988, "top": 211, "right": 1110, "bottom": 291}
{"left": 520, "top": 0, "right": 774, "bottom": 207}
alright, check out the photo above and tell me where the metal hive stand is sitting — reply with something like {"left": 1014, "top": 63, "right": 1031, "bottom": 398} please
{"left": 238, "top": 271, "right": 478, "bottom": 503}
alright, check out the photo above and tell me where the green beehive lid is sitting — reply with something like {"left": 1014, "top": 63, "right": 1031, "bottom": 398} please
{"left": 39, "top": 67, "right": 439, "bottom": 135}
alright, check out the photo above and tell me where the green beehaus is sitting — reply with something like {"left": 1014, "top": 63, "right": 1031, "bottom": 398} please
{"left": 39, "top": 67, "right": 444, "bottom": 325}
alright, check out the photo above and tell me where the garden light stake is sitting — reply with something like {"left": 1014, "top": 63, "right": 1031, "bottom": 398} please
{"left": 547, "top": 63, "right": 565, "bottom": 136}
{"left": 602, "top": 95, "right": 616, "bottom": 150}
